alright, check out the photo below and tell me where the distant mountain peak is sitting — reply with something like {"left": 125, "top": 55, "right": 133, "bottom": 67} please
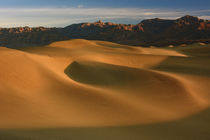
{"left": 177, "top": 15, "right": 201, "bottom": 24}
{"left": 96, "top": 20, "right": 103, "bottom": 23}
{"left": 181, "top": 15, "right": 199, "bottom": 20}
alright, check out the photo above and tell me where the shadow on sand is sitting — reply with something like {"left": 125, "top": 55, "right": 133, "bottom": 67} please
{"left": 152, "top": 56, "right": 210, "bottom": 77}
{"left": 0, "top": 108, "right": 210, "bottom": 140}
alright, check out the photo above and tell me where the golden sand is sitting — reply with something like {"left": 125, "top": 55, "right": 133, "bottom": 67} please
{"left": 0, "top": 40, "right": 209, "bottom": 129}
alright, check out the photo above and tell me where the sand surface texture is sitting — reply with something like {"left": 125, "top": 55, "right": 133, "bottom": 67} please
{"left": 0, "top": 40, "right": 210, "bottom": 139}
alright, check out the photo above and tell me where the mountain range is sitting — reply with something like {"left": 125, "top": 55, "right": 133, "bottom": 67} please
{"left": 0, "top": 15, "right": 209, "bottom": 48}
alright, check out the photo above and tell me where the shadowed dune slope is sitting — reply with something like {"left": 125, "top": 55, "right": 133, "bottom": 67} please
{"left": 1, "top": 108, "right": 210, "bottom": 140}
{"left": 0, "top": 39, "right": 210, "bottom": 139}
{"left": 173, "top": 43, "right": 210, "bottom": 57}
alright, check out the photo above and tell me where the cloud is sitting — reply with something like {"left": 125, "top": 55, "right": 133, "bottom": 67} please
{"left": 77, "top": 5, "right": 84, "bottom": 8}
{"left": 0, "top": 7, "right": 209, "bottom": 27}
{"left": 198, "top": 16, "right": 210, "bottom": 19}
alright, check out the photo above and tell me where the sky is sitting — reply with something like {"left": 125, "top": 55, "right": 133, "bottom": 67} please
{"left": 0, "top": 0, "right": 209, "bottom": 27}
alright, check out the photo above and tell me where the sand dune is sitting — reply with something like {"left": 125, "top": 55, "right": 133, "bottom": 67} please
{"left": 0, "top": 40, "right": 210, "bottom": 139}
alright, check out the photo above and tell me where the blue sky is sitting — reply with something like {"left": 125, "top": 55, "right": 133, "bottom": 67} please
{"left": 1, "top": 0, "right": 210, "bottom": 9}
{"left": 0, "top": 0, "right": 209, "bottom": 27}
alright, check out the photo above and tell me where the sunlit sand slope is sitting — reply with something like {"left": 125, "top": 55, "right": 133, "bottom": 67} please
{"left": 0, "top": 40, "right": 210, "bottom": 139}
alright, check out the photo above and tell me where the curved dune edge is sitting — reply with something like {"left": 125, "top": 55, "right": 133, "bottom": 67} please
{"left": 0, "top": 39, "right": 209, "bottom": 128}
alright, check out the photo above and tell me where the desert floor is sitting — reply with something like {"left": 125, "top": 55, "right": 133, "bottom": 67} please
{"left": 0, "top": 40, "right": 210, "bottom": 140}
